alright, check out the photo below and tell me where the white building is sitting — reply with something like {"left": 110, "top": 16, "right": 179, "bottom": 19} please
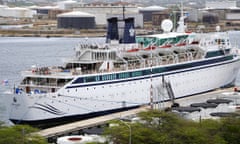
{"left": 0, "top": 6, "right": 36, "bottom": 18}
{"left": 205, "top": 1, "right": 237, "bottom": 9}
{"left": 225, "top": 8, "right": 240, "bottom": 20}
{"left": 189, "top": 1, "right": 240, "bottom": 22}
{"left": 57, "top": 0, "right": 78, "bottom": 10}
{"left": 204, "top": 1, "right": 240, "bottom": 21}
{"left": 73, "top": 2, "right": 139, "bottom": 26}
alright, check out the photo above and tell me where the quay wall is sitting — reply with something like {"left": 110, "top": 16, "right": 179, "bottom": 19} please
{"left": 34, "top": 87, "right": 238, "bottom": 143}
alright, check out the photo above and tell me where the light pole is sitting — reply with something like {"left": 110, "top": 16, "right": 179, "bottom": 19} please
{"left": 119, "top": 119, "right": 132, "bottom": 144}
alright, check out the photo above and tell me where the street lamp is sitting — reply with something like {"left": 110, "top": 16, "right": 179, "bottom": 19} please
{"left": 119, "top": 119, "right": 132, "bottom": 144}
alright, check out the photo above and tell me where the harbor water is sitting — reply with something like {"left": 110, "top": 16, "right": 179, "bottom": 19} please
{"left": 0, "top": 36, "right": 104, "bottom": 124}
{"left": 0, "top": 31, "right": 240, "bottom": 125}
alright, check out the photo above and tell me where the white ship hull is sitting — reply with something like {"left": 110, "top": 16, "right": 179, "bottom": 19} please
{"left": 8, "top": 55, "right": 240, "bottom": 126}
{"left": 6, "top": 11, "right": 240, "bottom": 127}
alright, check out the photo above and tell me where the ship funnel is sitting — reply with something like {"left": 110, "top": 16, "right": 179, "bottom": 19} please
{"left": 106, "top": 17, "right": 136, "bottom": 44}
{"left": 106, "top": 17, "right": 119, "bottom": 43}
{"left": 122, "top": 18, "right": 136, "bottom": 43}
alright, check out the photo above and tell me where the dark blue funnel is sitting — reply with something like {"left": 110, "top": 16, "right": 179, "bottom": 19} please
{"left": 123, "top": 18, "right": 136, "bottom": 43}
{"left": 106, "top": 17, "right": 119, "bottom": 43}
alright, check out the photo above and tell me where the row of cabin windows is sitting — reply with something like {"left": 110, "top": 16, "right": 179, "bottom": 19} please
{"left": 72, "top": 54, "right": 233, "bottom": 84}
{"left": 68, "top": 79, "right": 149, "bottom": 93}
{"left": 205, "top": 49, "right": 230, "bottom": 58}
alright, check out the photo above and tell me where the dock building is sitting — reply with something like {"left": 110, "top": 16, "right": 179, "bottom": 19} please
{"left": 73, "top": 1, "right": 139, "bottom": 26}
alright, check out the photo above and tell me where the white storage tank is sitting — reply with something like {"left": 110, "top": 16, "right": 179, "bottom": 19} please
{"left": 139, "top": 5, "right": 167, "bottom": 22}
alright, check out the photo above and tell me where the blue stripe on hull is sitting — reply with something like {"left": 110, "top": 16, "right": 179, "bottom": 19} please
{"left": 10, "top": 106, "right": 139, "bottom": 128}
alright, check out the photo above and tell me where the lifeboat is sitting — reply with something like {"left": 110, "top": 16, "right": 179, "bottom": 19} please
{"left": 190, "top": 41, "right": 199, "bottom": 45}
{"left": 160, "top": 44, "right": 172, "bottom": 48}
{"left": 127, "top": 48, "right": 140, "bottom": 52}
{"left": 144, "top": 46, "right": 157, "bottom": 51}
{"left": 175, "top": 43, "right": 186, "bottom": 47}
{"left": 185, "top": 30, "right": 192, "bottom": 34}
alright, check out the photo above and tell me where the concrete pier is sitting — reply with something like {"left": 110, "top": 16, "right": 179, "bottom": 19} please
{"left": 35, "top": 87, "right": 239, "bottom": 142}
{"left": 35, "top": 106, "right": 148, "bottom": 138}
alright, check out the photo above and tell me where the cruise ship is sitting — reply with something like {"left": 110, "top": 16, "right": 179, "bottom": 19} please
{"left": 7, "top": 15, "right": 240, "bottom": 127}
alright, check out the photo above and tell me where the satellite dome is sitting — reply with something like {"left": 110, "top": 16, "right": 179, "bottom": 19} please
{"left": 57, "top": 11, "right": 95, "bottom": 18}
{"left": 161, "top": 19, "right": 173, "bottom": 33}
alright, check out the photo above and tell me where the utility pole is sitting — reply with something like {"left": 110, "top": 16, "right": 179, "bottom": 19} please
{"left": 150, "top": 45, "right": 153, "bottom": 109}
{"left": 22, "top": 128, "right": 25, "bottom": 144}
{"left": 120, "top": 120, "right": 132, "bottom": 144}
{"left": 122, "top": 5, "right": 125, "bottom": 20}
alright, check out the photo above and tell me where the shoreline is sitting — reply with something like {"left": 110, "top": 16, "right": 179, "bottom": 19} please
{"left": 0, "top": 29, "right": 107, "bottom": 38}
{"left": 0, "top": 33, "right": 106, "bottom": 38}
{"left": 1, "top": 27, "right": 240, "bottom": 38}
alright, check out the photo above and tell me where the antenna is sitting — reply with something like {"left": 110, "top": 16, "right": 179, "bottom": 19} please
{"left": 176, "top": 1, "right": 186, "bottom": 33}
{"left": 122, "top": 5, "right": 125, "bottom": 20}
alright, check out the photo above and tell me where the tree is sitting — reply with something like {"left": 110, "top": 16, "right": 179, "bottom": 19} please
{"left": 0, "top": 124, "right": 48, "bottom": 144}
{"left": 220, "top": 117, "right": 240, "bottom": 144}
{"left": 104, "top": 110, "right": 230, "bottom": 144}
